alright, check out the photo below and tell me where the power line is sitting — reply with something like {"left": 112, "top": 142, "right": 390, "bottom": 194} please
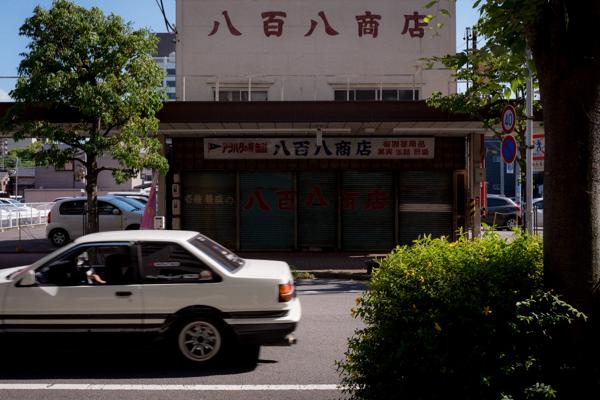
{"left": 154, "top": 0, "right": 175, "bottom": 33}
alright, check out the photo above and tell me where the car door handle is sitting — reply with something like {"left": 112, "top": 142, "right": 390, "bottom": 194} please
{"left": 115, "top": 291, "right": 132, "bottom": 297}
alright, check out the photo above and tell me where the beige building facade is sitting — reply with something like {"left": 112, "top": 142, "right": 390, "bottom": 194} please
{"left": 157, "top": 0, "right": 485, "bottom": 252}
{"left": 175, "top": 0, "right": 455, "bottom": 101}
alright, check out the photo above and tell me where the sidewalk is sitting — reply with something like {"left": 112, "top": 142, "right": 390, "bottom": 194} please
{"left": 0, "top": 225, "right": 377, "bottom": 280}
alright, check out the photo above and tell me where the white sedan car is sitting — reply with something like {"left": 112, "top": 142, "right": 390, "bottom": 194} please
{"left": 0, "top": 230, "right": 301, "bottom": 365}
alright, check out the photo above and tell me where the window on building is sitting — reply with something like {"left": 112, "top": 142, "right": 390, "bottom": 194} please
{"left": 166, "top": 68, "right": 176, "bottom": 76}
{"left": 214, "top": 90, "right": 268, "bottom": 102}
{"left": 334, "top": 88, "right": 419, "bottom": 101}
{"left": 166, "top": 80, "right": 176, "bottom": 87}
{"left": 167, "top": 93, "right": 177, "bottom": 100}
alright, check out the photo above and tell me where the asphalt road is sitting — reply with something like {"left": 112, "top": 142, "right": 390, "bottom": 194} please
{"left": 0, "top": 279, "right": 366, "bottom": 400}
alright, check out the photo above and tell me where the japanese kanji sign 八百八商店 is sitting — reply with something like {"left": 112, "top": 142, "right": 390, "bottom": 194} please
{"left": 207, "top": 9, "right": 428, "bottom": 39}
{"left": 204, "top": 138, "right": 435, "bottom": 159}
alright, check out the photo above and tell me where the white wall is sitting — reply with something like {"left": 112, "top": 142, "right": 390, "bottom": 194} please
{"left": 176, "top": 0, "right": 456, "bottom": 101}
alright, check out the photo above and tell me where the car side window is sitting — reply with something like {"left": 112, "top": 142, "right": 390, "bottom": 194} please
{"left": 487, "top": 198, "right": 498, "bottom": 207}
{"left": 35, "top": 244, "right": 137, "bottom": 286}
{"left": 59, "top": 200, "right": 85, "bottom": 215}
{"left": 139, "top": 242, "right": 219, "bottom": 284}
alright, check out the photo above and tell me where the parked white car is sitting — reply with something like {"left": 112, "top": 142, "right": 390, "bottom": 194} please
{"left": 0, "top": 198, "right": 42, "bottom": 220}
{"left": 46, "top": 196, "right": 144, "bottom": 246}
{"left": 533, "top": 197, "right": 544, "bottom": 228}
{"left": 0, "top": 230, "right": 300, "bottom": 364}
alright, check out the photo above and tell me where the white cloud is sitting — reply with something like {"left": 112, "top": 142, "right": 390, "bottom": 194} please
{"left": 0, "top": 89, "right": 12, "bottom": 102}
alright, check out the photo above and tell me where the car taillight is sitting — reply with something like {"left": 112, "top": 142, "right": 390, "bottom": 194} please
{"left": 47, "top": 211, "right": 51, "bottom": 223}
{"left": 279, "top": 281, "right": 294, "bottom": 302}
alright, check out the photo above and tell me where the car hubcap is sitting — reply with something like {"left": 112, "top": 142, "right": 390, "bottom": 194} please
{"left": 179, "top": 321, "right": 221, "bottom": 362}
{"left": 53, "top": 232, "right": 65, "bottom": 244}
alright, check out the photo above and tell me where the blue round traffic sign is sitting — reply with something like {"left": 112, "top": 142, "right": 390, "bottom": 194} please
{"left": 501, "top": 135, "right": 517, "bottom": 164}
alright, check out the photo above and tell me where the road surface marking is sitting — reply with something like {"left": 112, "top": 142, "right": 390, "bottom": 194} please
{"left": 0, "top": 384, "right": 341, "bottom": 391}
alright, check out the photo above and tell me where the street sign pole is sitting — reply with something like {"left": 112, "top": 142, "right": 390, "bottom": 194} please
{"left": 525, "top": 48, "right": 534, "bottom": 234}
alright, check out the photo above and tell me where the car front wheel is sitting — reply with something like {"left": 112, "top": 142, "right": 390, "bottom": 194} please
{"left": 49, "top": 228, "right": 70, "bottom": 247}
{"left": 175, "top": 318, "right": 224, "bottom": 364}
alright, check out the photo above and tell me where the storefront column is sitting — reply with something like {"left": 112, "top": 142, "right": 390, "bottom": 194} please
{"left": 469, "top": 133, "right": 484, "bottom": 238}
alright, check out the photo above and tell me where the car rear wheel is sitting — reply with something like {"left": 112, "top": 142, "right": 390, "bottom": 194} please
{"left": 174, "top": 318, "right": 224, "bottom": 364}
{"left": 505, "top": 217, "right": 517, "bottom": 230}
{"left": 49, "top": 228, "right": 70, "bottom": 247}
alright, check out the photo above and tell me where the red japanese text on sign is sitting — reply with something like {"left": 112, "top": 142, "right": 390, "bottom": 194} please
{"left": 208, "top": 11, "right": 242, "bottom": 36}
{"left": 244, "top": 190, "right": 270, "bottom": 211}
{"left": 262, "top": 11, "right": 287, "bottom": 37}
{"left": 401, "top": 12, "right": 428, "bottom": 38}
{"left": 305, "top": 186, "right": 329, "bottom": 207}
{"left": 305, "top": 11, "right": 339, "bottom": 37}
{"left": 355, "top": 11, "right": 382, "bottom": 38}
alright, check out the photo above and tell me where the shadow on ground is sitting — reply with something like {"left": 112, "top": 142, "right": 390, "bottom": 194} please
{"left": 0, "top": 334, "right": 262, "bottom": 379}
{"left": 296, "top": 279, "right": 367, "bottom": 295}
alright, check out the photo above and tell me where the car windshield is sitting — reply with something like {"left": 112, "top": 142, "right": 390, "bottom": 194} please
{"left": 104, "top": 197, "right": 137, "bottom": 212}
{"left": 189, "top": 235, "right": 245, "bottom": 272}
{"left": 112, "top": 196, "right": 145, "bottom": 210}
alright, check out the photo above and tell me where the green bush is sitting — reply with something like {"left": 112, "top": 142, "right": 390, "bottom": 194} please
{"left": 337, "top": 232, "right": 585, "bottom": 400}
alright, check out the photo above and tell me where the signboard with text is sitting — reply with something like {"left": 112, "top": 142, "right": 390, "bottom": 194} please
{"left": 533, "top": 133, "right": 545, "bottom": 172}
{"left": 204, "top": 137, "right": 435, "bottom": 159}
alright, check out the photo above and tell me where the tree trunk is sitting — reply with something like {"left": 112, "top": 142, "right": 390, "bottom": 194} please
{"left": 85, "top": 156, "right": 99, "bottom": 234}
{"left": 529, "top": 1, "right": 600, "bottom": 395}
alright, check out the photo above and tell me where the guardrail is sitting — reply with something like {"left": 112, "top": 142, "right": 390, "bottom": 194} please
{"left": 0, "top": 202, "right": 53, "bottom": 230}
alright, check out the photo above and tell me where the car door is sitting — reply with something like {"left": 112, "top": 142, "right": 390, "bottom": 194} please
{"left": 2, "top": 242, "right": 143, "bottom": 332}
{"left": 136, "top": 241, "right": 224, "bottom": 330}
{"left": 534, "top": 200, "right": 544, "bottom": 227}
{"left": 98, "top": 200, "right": 124, "bottom": 232}
{"left": 58, "top": 200, "right": 85, "bottom": 239}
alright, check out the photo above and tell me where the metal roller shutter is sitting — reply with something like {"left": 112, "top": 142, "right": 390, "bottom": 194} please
{"left": 398, "top": 171, "right": 453, "bottom": 245}
{"left": 298, "top": 172, "right": 337, "bottom": 249}
{"left": 181, "top": 172, "right": 236, "bottom": 249}
{"left": 240, "top": 172, "right": 294, "bottom": 250}
{"left": 342, "top": 171, "right": 394, "bottom": 251}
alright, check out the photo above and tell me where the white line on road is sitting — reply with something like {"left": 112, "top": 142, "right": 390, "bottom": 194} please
{"left": 0, "top": 384, "right": 341, "bottom": 391}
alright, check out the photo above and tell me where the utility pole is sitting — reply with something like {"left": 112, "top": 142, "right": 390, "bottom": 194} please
{"left": 464, "top": 27, "right": 472, "bottom": 90}
{"left": 525, "top": 48, "right": 534, "bottom": 233}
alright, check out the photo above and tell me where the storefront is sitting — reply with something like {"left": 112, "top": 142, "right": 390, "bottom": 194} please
{"left": 158, "top": 102, "right": 479, "bottom": 252}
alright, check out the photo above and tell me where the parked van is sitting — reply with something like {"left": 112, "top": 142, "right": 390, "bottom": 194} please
{"left": 46, "top": 196, "right": 144, "bottom": 246}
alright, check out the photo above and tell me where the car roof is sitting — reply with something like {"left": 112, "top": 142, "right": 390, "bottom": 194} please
{"left": 56, "top": 195, "right": 135, "bottom": 202}
{"left": 74, "top": 230, "right": 199, "bottom": 243}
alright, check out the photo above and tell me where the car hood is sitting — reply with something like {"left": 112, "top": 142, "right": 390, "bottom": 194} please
{"left": 234, "top": 258, "right": 293, "bottom": 281}
{"left": 0, "top": 265, "right": 28, "bottom": 282}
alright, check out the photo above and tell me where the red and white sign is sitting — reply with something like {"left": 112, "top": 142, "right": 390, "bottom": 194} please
{"left": 533, "top": 133, "right": 545, "bottom": 172}
{"left": 501, "top": 105, "right": 516, "bottom": 134}
{"left": 204, "top": 137, "right": 435, "bottom": 159}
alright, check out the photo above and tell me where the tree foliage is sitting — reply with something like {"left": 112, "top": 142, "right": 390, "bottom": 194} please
{"left": 1, "top": 0, "right": 168, "bottom": 232}
{"left": 423, "top": 0, "right": 600, "bottom": 396}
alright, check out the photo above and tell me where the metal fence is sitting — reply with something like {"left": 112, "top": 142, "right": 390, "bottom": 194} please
{"left": 0, "top": 202, "right": 53, "bottom": 230}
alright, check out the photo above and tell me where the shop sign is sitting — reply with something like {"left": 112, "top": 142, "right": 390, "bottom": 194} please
{"left": 204, "top": 137, "right": 435, "bottom": 160}
{"left": 207, "top": 9, "right": 428, "bottom": 39}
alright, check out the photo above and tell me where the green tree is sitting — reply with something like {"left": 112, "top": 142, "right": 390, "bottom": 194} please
{"left": 425, "top": 38, "right": 539, "bottom": 199}
{"left": 1, "top": 0, "right": 168, "bottom": 233}
{"left": 426, "top": 0, "right": 600, "bottom": 395}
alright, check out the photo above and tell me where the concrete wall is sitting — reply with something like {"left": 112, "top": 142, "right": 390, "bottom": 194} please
{"left": 176, "top": 0, "right": 456, "bottom": 101}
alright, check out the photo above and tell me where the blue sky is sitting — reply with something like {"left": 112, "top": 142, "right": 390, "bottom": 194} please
{"left": 0, "top": 0, "right": 477, "bottom": 101}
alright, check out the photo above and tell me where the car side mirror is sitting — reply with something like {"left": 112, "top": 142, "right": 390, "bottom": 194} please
{"left": 18, "top": 270, "right": 36, "bottom": 287}
{"left": 112, "top": 209, "right": 121, "bottom": 215}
